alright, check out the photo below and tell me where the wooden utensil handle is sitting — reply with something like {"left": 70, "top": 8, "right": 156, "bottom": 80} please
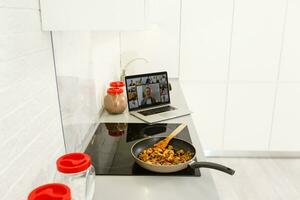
{"left": 165, "top": 123, "right": 187, "bottom": 142}
{"left": 154, "top": 123, "right": 187, "bottom": 149}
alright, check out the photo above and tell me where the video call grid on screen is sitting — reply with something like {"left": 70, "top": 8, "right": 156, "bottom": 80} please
{"left": 125, "top": 72, "right": 170, "bottom": 111}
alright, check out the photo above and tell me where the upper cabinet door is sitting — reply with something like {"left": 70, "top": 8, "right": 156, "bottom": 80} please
{"left": 180, "top": 0, "right": 233, "bottom": 81}
{"left": 229, "top": 0, "right": 287, "bottom": 82}
{"left": 40, "top": 0, "right": 145, "bottom": 31}
{"left": 279, "top": 0, "right": 300, "bottom": 81}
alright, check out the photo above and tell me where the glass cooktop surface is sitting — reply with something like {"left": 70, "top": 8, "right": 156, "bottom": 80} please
{"left": 85, "top": 123, "right": 200, "bottom": 176}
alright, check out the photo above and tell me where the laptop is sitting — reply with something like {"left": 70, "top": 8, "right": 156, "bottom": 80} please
{"left": 125, "top": 71, "right": 191, "bottom": 123}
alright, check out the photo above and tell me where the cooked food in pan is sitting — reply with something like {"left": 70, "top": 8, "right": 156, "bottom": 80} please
{"left": 138, "top": 145, "right": 194, "bottom": 165}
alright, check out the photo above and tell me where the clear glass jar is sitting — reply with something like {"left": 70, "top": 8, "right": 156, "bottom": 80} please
{"left": 55, "top": 153, "right": 95, "bottom": 200}
{"left": 105, "top": 123, "right": 128, "bottom": 137}
{"left": 104, "top": 88, "right": 127, "bottom": 114}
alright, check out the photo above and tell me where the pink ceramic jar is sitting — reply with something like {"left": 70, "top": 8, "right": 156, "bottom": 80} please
{"left": 104, "top": 88, "right": 127, "bottom": 114}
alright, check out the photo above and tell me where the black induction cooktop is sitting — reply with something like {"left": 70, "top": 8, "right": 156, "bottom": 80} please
{"left": 85, "top": 123, "right": 200, "bottom": 176}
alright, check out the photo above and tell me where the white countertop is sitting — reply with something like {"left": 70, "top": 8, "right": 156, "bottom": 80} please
{"left": 94, "top": 78, "right": 220, "bottom": 200}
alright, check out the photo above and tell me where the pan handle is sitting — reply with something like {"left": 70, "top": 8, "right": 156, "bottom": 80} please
{"left": 190, "top": 161, "right": 235, "bottom": 175}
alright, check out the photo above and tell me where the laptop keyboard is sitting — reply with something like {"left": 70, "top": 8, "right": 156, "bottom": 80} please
{"left": 138, "top": 106, "right": 176, "bottom": 116}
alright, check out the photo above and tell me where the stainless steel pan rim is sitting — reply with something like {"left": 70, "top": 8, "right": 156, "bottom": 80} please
{"left": 131, "top": 137, "right": 197, "bottom": 168}
{"left": 131, "top": 136, "right": 235, "bottom": 175}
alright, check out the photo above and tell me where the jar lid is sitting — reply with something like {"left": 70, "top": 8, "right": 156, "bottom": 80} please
{"left": 28, "top": 183, "right": 71, "bottom": 200}
{"left": 110, "top": 81, "right": 125, "bottom": 88}
{"left": 56, "top": 153, "right": 91, "bottom": 173}
{"left": 107, "top": 87, "right": 123, "bottom": 95}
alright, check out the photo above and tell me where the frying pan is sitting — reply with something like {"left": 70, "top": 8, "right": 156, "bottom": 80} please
{"left": 131, "top": 137, "right": 235, "bottom": 175}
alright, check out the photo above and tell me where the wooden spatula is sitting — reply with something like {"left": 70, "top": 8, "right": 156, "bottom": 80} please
{"left": 154, "top": 123, "right": 187, "bottom": 149}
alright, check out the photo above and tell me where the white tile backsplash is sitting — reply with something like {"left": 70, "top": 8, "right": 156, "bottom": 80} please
{"left": 0, "top": 32, "right": 51, "bottom": 61}
{"left": 224, "top": 83, "right": 276, "bottom": 150}
{"left": 0, "top": 50, "right": 52, "bottom": 89}
{"left": 0, "top": 50, "right": 55, "bottom": 117}
{"left": 0, "top": 2, "right": 65, "bottom": 199}
{"left": 0, "top": 9, "right": 41, "bottom": 34}
{"left": 120, "top": 0, "right": 180, "bottom": 78}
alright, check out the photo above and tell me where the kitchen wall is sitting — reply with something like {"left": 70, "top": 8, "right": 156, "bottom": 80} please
{"left": 121, "top": 0, "right": 181, "bottom": 78}
{"left": 180, "top": 0, "right": 300, "bottom": 152}
{"left": 0, "top": 0, "right": 65, "bottom": 199}
{"left": 53, "top": 0, "right": 300, "bottom": 154}
{"left": 53, "top": 0, "right": 182, "bottom": 152}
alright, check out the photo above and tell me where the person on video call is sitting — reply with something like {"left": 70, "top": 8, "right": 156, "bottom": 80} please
{"left": 146, "top": 77, "right": 152, "bottom": 84}
{"left": 141, "top": 86, "right": 156, "bottom": 106}
{"left": 129, "top": 80, "right": 135, "bottom": 86}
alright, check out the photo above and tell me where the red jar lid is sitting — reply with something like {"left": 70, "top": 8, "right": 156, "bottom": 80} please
{"left": 107, "top": 87, "right": 123, "bottom": 95}
{"left": 56, "top": 153, "right": 91, "bottom": 174}
{"left": 110, "top": 81, "right": 125, "bottom": 88}
{"left": 28, "top": 183, "right": 71, "bottom": 200}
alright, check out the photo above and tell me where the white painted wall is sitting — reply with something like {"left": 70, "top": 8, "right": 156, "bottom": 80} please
{"left": 0, "top": 1, "right": 65, "bottom": 199}
{"left": 120, "top": 0, "right": 181, "bottom": 78}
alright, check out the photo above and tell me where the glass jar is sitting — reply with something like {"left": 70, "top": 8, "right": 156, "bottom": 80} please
{"left": 28, "top": 183, "right": 71, "bottom": 200}
{"left": 55, "top": 153, "right": 95, "bottom": 200}
{"left": 105, "top": 123, "right": 128, "bottom": 137}
{"left": 104, "top": 88, "right": 127, "bottom": 114}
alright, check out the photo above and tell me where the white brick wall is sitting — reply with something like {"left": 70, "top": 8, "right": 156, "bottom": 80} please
{"left": 0, "top": 1, "right": 65, "bottom": 199}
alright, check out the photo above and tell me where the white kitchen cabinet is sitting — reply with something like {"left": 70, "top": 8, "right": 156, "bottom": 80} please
{"left": 279, "top": 0, "right": 300, "bottom": 81}
{"left": 180, "top": 0, "right": 233, "bottom": 81}
{"left": 270, "top": 84, "right": 300, "bottom": 151}
{"left": 224, "top": 84, "right": 276, "bottom": 151}
{"left": 40, "top": 0, "right": 145, "bottom": 31}
{"left": 181, "top": 81, "right": 227, "bottom": 150}
{"left": 229, "top": 0, "right": 286, "bottom": 81}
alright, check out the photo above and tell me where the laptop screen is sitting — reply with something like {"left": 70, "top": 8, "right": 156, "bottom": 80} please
{"left": 125, "top": 71, "right": 170, "bottom": 111}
